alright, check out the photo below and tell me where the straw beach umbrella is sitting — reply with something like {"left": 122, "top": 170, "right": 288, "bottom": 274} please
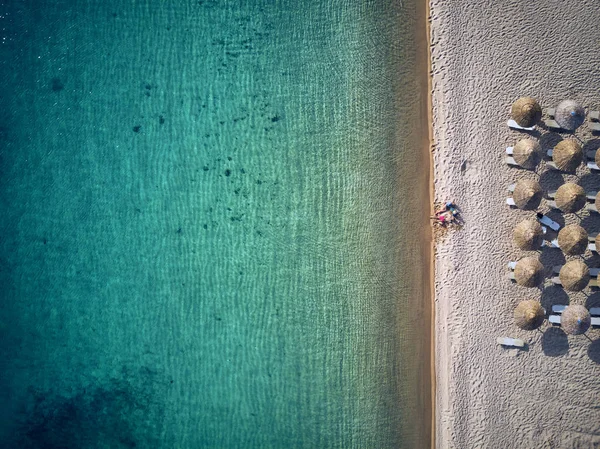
{"left": 513, "top": 179, "right": 543, "bottom": 210}
{"left": 595, "top": 191, "right": 600, "bottom": 213}
{"left": 595, "top": 233, "right": 600, "bottom": 253}
{"left": 511, "top": 97, "right": 542, "bottom": 128}
{"left": 558, "top": 260, "right": 589, "bottom": 291}
{"left": 557, "top": 224, "right": 588, "bottom": 255}
{"left": 514, "top": 257, "right": 545, "bottom": 287}
{"left": 595, "top": 150, "right": 600, "bottom": 169}
{"left": 555, "top": 183, "right": 586, "bottom": 213}
{"left": 513, "top": 139, "right": 542, "bottom": 169}
{"left": 561, "top": 304, "right": 591, "bottom": 335}
{"left": 513, "top": 219, "right": 544, "bottom": 250}
{"left": 552, "top": 140, "right": 583, "bottom": 172}
{"left": 555, "top": 100, "right": 585, "bottom": 130}
{"left": 514, "top": 300, "right": 545, "bottom": 330}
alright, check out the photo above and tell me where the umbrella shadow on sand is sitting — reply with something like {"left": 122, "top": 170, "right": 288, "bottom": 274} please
{"left": 585, "top": 291, "right": 600, "bottom": 309}
{"left": 542, "top": 326, "right": 569, "bottom": 357}
{"left": 538, "top": 169, "right": 565, "bottom": 197}
{"left": 540, "top": 286, "right": 569, "bottom": 316}
{"left": 587, "top": 338, "right": 600, "bottom": 364}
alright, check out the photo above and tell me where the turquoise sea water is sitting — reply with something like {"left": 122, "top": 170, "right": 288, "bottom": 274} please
{"left": 0, "top": 1, "right": 430, "bottom": 447}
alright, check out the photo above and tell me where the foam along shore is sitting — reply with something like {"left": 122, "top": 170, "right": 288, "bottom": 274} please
{"left": 429, "top": 0, "right": 600, "bottom": 447}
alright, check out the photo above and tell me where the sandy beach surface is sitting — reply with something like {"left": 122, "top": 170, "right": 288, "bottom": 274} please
{"left": 429, "top": 1, "right": 600, "bottom": 447}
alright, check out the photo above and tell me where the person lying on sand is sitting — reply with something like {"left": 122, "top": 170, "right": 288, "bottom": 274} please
{"left": 431, "top": 210, "right": 455, "bottom": 226}
{"left": 435, "top": 202, "right": 459, "bottom": 217}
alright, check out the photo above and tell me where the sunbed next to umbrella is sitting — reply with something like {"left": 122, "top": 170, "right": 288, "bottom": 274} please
{"left": 548, "top": 139, "right": 583, "bottom": 172}
{"left": 514, "top": 300, "right": 545, "bottom": 330}
{"left": 546, "top": 100, "right": 586, "bottom": 130}
{"left": 506, "top": 139, "right": 542, "bottom": 169}
{"left": 513, "top": 219, "right": 545, "bottom": 250}
{"left": 557, "top": 224, "right": 588, "bottom": 255}
{"left": 506, "top": 179, "right": 543, "bottom": 210}
{"left": 552, "top": 183, "right": 586, "bottom": 213}
{"left": 561, "top": 305, "right": 591, "bottom": 335}
{"left": 508, "top": 97, "right": 542, "bottom": 130}
{"left": 557, "top": 260, "right": 590, "bottom": 292}
{"left": 513, "top": 257, "right": 545, "bottom": 288}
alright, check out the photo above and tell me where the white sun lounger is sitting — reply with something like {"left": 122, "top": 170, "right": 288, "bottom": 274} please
{"left": 552, "top": 266, "right": 599, "bottom": 276}
{"left": 537, "top": 214, "right": 560, "bottom": 231}
{"left": 497, "top": 337, "right": 525, "bottom": 347}
{"left": 549, "top": 315, "right": 561, "bottom": 324}
{"left": 586, "top": 152, "right": 600, "bottom": 169}
{"left": 508, "top": 261, "right": 517, "bottom": 270}
{"left": 587, "top": 162, "right": 600, "bottom": 170}
{"left": 507, "top": 272, "right": 516, "bottom": 281}
{"left": 552, "top": 306, "right": 600, "bottom": 326}
{"left": 552, "top": 277, "right": 596, "bottom": 288}
{"left": 507, "top": 198, "right": 516, "bottom": 207}
{"left": 508, "top": 184, "right": 516, "bottom": 192}
{"left": 547, "top": 149, "right": 553, "bottom": 157}
{"left": 547, "top": 200, "right": 559, "bottom": 209}
{"left": 506, "top": 147, "right": 514, "bottom": 155}
{"left": 587, "top": 192, "right": 599, "bottom": 211}
{"left": 547, "top": 161, "right": 560, "bottom": 170}
{"left": 552, "top": 305, "right": 567, "bottom": 313}
{"left": 551, "top": 276, "right": 562, "bottom": 286}
{"left": 545, "top": 108, "right": 561, "bottom": 129}
{"left": 590, "top": 111, "right": 600, "bottom": 131}
{"left": 589, "top": 242, "right": 597, "bottom": 252}
{"left": 506, "top": 157, "right": 519, "bottom": 166}
{"left": 508, "top": 119, "right": 535, "bottom": 131}
{"left": 549, "top": 306, "right": 600, "bottom": 325}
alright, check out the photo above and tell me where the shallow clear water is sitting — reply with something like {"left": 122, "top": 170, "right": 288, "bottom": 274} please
{"left": 0, "top": 1, "right": 430, "bottom": 447}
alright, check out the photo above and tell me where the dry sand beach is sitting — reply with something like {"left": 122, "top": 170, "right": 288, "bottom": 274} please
{"left": 429, "top": 1, "right": 600, "bottom": 447}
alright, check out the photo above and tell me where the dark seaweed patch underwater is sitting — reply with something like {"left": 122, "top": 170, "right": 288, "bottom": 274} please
{"left": 10, "top": 368, "right": 167, "bottom": 449}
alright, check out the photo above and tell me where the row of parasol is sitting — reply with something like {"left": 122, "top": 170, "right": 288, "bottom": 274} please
{"left": 509, "top": 179, "right": 586, "bottom": 213}
{"left": 510, "top": 97, "right": 598, "bottom": 131}
{"left": 508, "top": 138, "right": 586, "bottom": 172}
{"left": 507, "top": 98, "right": 595, "bottom": 335}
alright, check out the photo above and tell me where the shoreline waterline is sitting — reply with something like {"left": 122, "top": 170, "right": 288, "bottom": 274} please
{"left": 424, "top": 0, "right": 436, "bottom": 446}
{"left": 414, "top": 0, "right": 435, "bottom": 445}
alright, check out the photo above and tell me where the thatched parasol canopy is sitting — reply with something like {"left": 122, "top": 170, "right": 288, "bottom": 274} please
{"left": 555, "top": 100, "right": 586, "bottom": 130}
{"left": 511, "top": 97, "right": 542, "bottom": 127}
{"left": 514, "top": 257, "right": 545, "bottom": 287}
{"left": 513, "top": 179, "right": 543, "bottom": 210}
{"left": 561, "top": 304, "right": 591, "bottom": 335}
{"left": 595, "top": 191, "right": 600, "bottom": 213}
{"left": 596, "top": 233, "right": 600, "bottom": 253}
{"left": 552, "top": 140, "right": 583, "bottom": 172}
{"left": 513, "top": 219, "right": 544, "bottom": 250}
{"left": 557, "top": 224, "right": 588, "bottom": 255}
{"left": 555, "top": 183, "right": 586, "bottom": 213}
{"left": 595, "top": 150, "right": 600, "bottom": 169}
{"left": 514, "top": 300, "right": 545, "bottom": 330}
{"left": 513, "top": 139, "right": 542, "bottom": 169}
{"left": 559, "top": 260, "right": 590, "bottom": 291}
